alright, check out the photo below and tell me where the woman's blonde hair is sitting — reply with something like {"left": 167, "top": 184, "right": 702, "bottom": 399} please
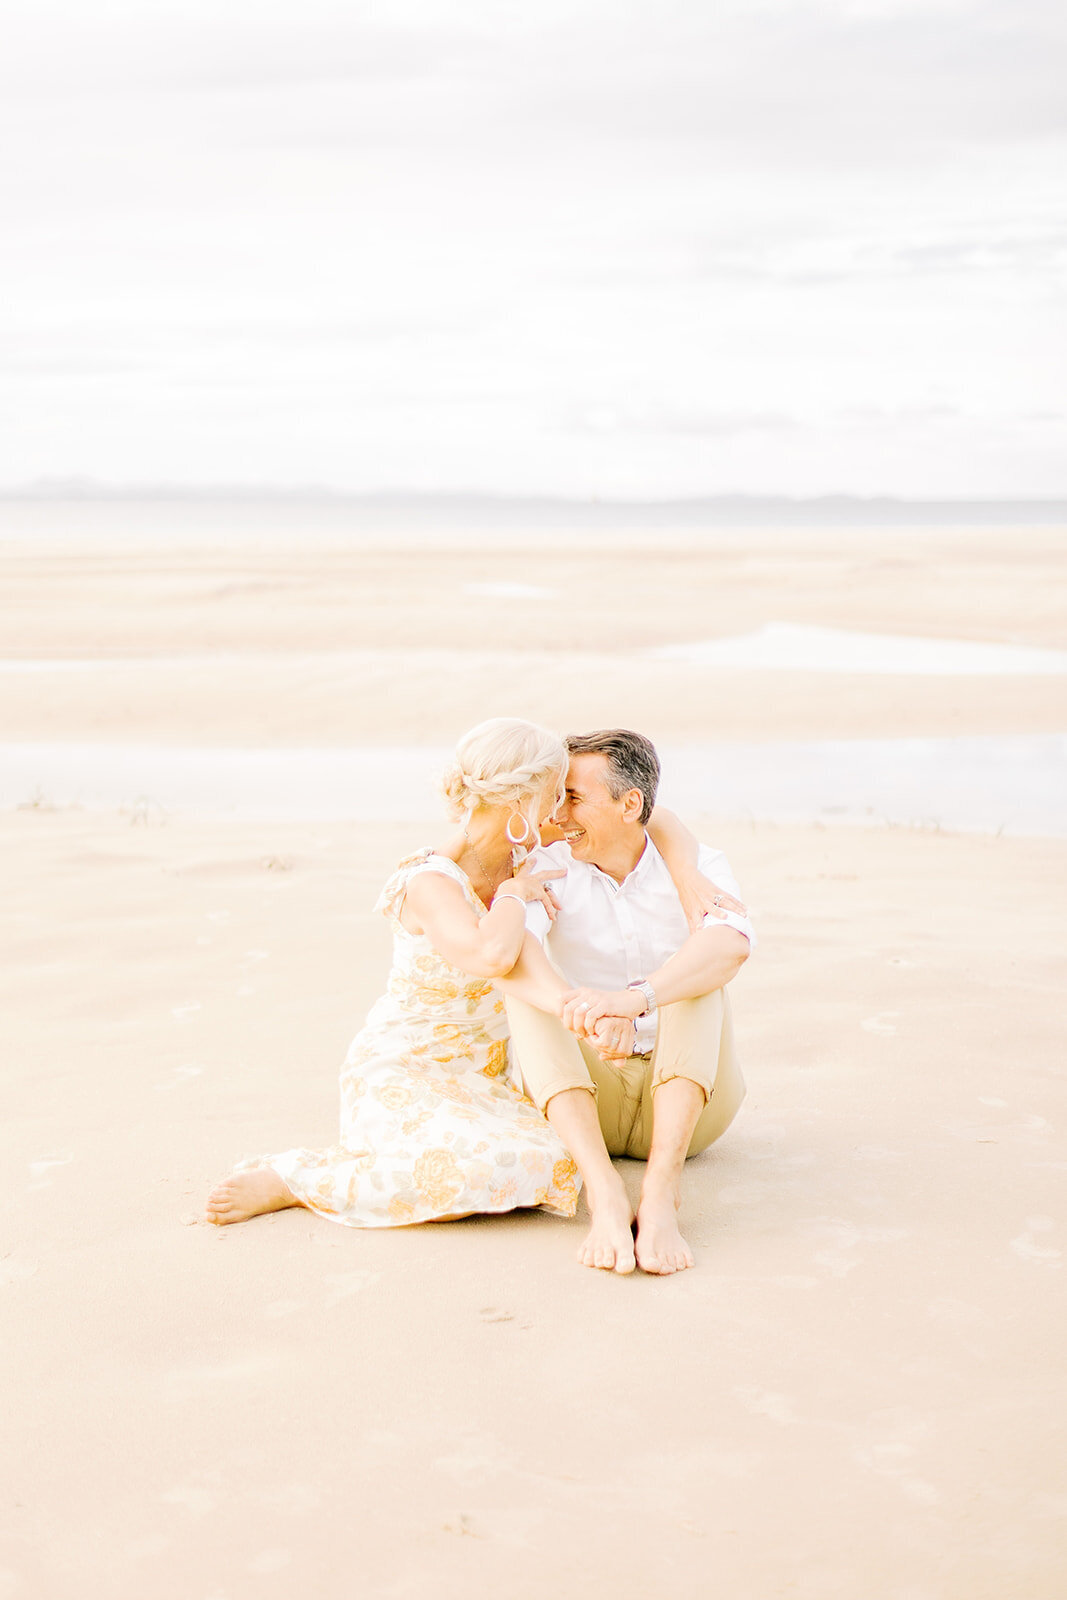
{"left": 439, "top": 718, "right": 566, "bottom": 837}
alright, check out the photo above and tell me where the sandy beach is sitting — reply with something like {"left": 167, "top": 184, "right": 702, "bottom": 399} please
{"left": 2, "top": 512, "right": 1065, "bottom": 1598}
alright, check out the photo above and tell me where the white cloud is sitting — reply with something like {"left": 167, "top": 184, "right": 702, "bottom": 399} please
{"left": 1, "top": 0, "right": 1065, "bottom": 495}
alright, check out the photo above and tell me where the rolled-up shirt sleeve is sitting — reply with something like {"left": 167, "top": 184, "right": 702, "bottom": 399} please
{"left": 519, "top": 842, "right": 570, "bottom": 944}
{"left": 697, "top": 846, "right": 757, "bottom": 950}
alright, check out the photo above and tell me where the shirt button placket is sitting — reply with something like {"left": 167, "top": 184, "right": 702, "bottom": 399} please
{"left": 615, "top": 897, "right": 641, "bottom": 984}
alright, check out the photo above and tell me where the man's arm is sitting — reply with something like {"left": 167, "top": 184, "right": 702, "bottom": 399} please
{"left": 558, "top": 924, "right": 750, "bottom": 1038}
{"left": 646, "top": 923, "right": 749, "bottom": 1007}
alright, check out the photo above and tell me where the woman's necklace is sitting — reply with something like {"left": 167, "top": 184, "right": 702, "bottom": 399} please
{"left": 463, "top": 828, "right": 507, "bottom": 896}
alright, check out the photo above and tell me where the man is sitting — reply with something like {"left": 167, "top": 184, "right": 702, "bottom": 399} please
{"left": 497, "top": 729, "right": 754, "bottom": 1276}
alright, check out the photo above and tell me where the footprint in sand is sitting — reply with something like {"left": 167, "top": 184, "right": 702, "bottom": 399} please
{"left": 0, "top": 1252, "right": 39, "bottom": 1285}
{"left": 255, "top": 1484, "right": 321, "bottom": 1512}
{"left": 732, "top": 1387, "right": 797, "bottom": 1425}
{"left": 323, "top": 1270, "right": 379, "bottom": 1307}
{"left": 157, "top": 1064, "right": 204, "bottom": 1092}
{"left": 810, "top": 1219, "right": 909, "bottom": 1277}
{"left": 161, "top": 1485, "right": 217, "bottom": 1516}
{"left": 854, "top": 1412, "right": 940, "bottom": 1506}
{"left": 27, "top": 1154, "right": 73, "bottom": 1191}
{"left": 857, "top": 1445, "right": 940, "bottom": 1507}
{"left": 1011, "top": 1216, "right": 1060, "bottom": 1267}
{"left": 442, "top": 1513, "right": 481, "bottom": 1538}
{"left": 716, "top": 1181, "right": 773, "bottom": 1207}
{"left": 263, "top": 1299, "right": 305, "bottom": 1319}
{"left": 248, "top": 1550, "right": 291, "bottom": 1575}
{"left": 927, "top": 1297, "right": 986, "bottom": 1327}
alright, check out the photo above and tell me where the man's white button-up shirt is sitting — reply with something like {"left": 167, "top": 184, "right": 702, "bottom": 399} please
{"left": 523, "top": 837, "right": 755, "bottom": 1054}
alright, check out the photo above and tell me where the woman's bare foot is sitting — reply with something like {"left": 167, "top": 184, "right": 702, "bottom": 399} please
{"left": 205, "top": 1168, "right": 299, "bottom": 1226}
{"left": 635, "top": 1185, "right": 694, "bottom": 1275}
{"left": 577, "top": 1181, "right": 636, "bottom": 1274}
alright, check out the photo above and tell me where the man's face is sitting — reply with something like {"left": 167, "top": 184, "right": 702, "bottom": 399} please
{"left": 553, "top": 752, "right": 634, "bottom": 863}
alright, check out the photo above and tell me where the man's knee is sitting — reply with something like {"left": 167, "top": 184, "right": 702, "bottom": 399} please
{"left": 504, "top": 996, "right": 597, "bottom": 1113}
{"left": 649, "top": 989, "right": 745, "bottom": 1148}
{"left": 650, "top": 995, "right": 723, "bottom": 1102}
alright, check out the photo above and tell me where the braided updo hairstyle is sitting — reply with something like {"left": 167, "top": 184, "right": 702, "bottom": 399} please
{"left": 439, "top": 718, "right": 566, "bottom": 847}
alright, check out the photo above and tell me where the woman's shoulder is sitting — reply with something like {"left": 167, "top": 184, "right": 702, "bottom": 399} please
{"left": 373, "top": 849, "right": 475, "bottom": 921}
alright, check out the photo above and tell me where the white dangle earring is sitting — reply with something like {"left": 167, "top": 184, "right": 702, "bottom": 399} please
{"left": 505, "top": 812, "right": 532, "bottom": 846}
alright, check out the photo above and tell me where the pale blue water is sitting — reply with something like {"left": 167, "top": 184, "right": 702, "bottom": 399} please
{"left": 3, "top": 625, "right": 1065, "bottom": 677}
{"left": 653, "top": 623, "right": 1067, "bottom": 676}
{"left": 3, "top": 735, "right": 1064, "bottom": 837}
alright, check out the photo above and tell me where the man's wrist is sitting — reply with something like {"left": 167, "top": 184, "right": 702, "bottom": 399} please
{"left": 626, "top": 979, "right": 657, "bottom": 1016}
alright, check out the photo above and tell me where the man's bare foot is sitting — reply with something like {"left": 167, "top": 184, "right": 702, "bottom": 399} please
{"left": 577, "top": 1182, "right": 636, "bottom": 1274}
{"left": 635, "top": 1186, "right": 694, "bottom": 1275}
{"left": 205, "top": 1168, "right": 298, "bottom": 1226}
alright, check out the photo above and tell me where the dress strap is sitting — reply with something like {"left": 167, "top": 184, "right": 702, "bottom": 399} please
{"left": 374, "top": 850, "right": 482, "bottom": 925}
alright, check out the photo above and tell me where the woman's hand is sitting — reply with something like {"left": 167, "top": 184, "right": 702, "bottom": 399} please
{"left": 558, "top": 986, "right": 644, "bottom": 1036}
{"left": 675, "top": 871, "right": 747, "bottom": 934}
{"left": 493, "top": 868, "right": 564, "bottom": 921}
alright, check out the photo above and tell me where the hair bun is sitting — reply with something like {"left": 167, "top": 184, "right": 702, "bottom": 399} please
{"left": 436, "top": 719, "right": 566, "bottom": 822}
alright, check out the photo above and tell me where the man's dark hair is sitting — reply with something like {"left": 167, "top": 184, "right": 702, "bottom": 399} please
{"left": 565, "top": 728, "right": 660, "bottom": 825}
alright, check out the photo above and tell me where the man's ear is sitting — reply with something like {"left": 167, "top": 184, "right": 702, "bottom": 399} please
{"left": 621, "top": 788, "right": 644, "bottom": 823}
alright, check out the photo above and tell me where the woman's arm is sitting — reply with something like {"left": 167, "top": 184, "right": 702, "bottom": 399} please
{"left": 496, "top": 937, "right": 645, "bottom": 1064}
{"left": 402, "top": 869, "right": 563, "bottom": 979}
{"left": 647, "top": 806, "right": 747, "bottom": 932}
{"left": 493, "top": 933, "right": 569, "bottom": 1011}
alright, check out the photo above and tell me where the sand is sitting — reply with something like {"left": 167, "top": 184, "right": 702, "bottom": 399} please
{"left": 1, "top": 517, "right": 1065, "bottom": 1598}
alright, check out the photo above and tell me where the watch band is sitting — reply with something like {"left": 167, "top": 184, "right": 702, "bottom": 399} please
{"left": 627, "top": 979, "right": 657, "bottom": 1015}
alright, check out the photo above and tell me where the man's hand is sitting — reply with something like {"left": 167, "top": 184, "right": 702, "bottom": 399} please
{"left": 559, "top": 986, "right": 645, "bottom": 1037}
{"left": 588, "top": 1015, "right": 638, "bottom": 1061}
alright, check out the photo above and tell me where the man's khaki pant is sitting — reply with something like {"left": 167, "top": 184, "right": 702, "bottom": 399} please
{"left": 505, "top": 988, "right": 745, "bottom": 1160}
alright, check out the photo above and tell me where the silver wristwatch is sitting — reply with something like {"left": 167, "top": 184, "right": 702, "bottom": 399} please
{"left": 627, "top": 979, "right": 657, "bottom": 1016}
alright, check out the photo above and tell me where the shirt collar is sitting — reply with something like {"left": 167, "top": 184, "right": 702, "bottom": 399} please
{"left": 587, "top": 832, "right": 655, "bottom": 892}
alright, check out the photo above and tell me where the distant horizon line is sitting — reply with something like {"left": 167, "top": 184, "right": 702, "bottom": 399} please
{"left": 1, "top": 482, "right": 1065, "bottom": 526}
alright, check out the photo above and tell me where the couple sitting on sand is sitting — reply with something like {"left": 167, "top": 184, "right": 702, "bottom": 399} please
{"left": 206, "top": 719, "right": 754, "bottom": 1275}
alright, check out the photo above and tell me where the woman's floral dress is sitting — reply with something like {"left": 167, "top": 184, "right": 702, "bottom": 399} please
{"left": 236, "top": 851, "right": 580, "bottom": 1226}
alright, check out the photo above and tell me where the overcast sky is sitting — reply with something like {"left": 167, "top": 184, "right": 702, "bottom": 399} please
{"left": 3, "top": 0, "right": 1065, "bottom": 498}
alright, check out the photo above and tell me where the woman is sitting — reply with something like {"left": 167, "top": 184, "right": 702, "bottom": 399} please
{"left": 205, "top": 717, "right": 723, "bottom": 1230}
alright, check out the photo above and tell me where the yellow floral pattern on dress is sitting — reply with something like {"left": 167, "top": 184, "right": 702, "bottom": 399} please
{"left": 236, "top": 850, "right": 580, "bottom": 1227}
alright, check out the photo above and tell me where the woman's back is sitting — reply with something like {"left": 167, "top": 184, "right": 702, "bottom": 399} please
{"left": 231, "top": 849, "right": 580, "bottom": 1228}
